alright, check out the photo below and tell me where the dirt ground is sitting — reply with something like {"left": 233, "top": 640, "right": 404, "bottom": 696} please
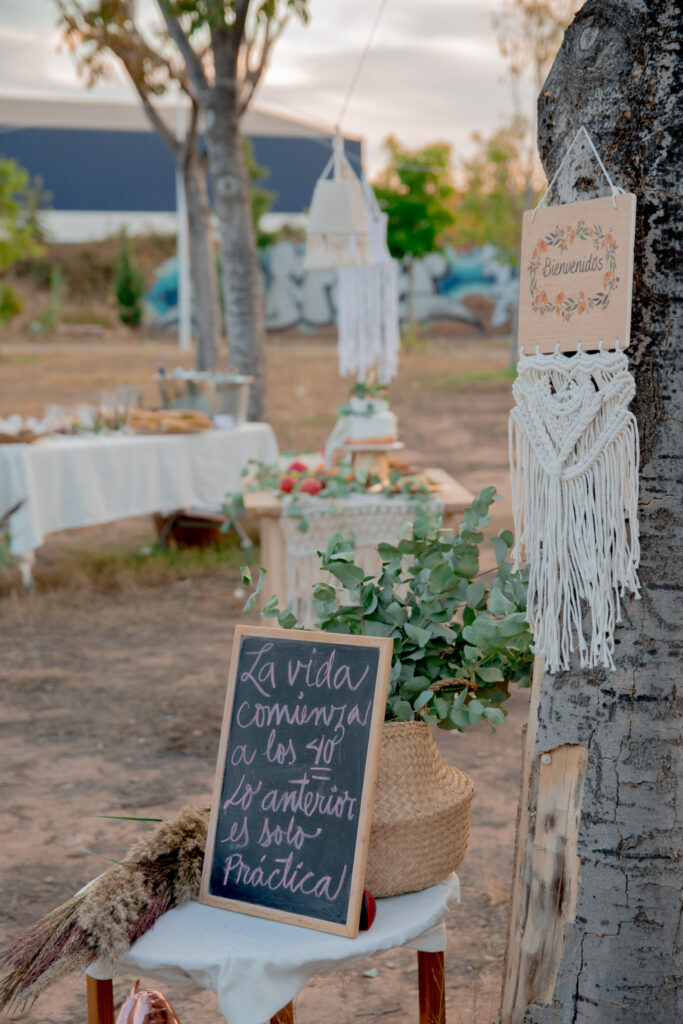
{"left": 0, "top": 332, "right": 526, "bottom": 1024}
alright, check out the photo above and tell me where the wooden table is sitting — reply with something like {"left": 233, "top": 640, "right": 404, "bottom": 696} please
{"left": 243, "top": 467, "right": 475, "bottom": 612}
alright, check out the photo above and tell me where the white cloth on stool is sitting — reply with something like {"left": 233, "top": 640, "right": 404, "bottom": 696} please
{"left": 88, "top": 875, "right": 459, "bottom": 1024}
{"left": 0, "top": 424, "right": 278, "bottom": 557}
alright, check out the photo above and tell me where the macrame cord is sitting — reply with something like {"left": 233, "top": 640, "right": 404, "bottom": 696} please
{"left": 510, "top": 127, "right": 640, "bottom": 674}
{"left": 337, "top": 176, "right": 400, "bottom": 384}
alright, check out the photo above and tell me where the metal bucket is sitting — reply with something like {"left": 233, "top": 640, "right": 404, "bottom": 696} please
{"left": 156, "top": 372, "right": 253, "bottom": 425}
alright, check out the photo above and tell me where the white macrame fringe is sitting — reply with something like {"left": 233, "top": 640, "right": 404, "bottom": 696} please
{"left": 337, "top": 177, "right": 400, "bottom": 384}
{"left": 509, "top": 347, "right": 640, "bottom": 673}
{"left": 337, "top": 261, "right": 400, "bottom": 383}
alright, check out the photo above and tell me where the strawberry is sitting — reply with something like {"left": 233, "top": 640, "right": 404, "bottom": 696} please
{"left": 287, "top": 460, "right": 308, "bottom": 473}
{"left": 299, "top": 478, "right": 324, "bottom": 495}
{"left": 278, "top": 476, "right": 296, "bottom": 493}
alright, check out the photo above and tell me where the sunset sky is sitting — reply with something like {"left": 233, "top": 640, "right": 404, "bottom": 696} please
{"left": 0, "top": 0, "right": 535, "bottom": 172}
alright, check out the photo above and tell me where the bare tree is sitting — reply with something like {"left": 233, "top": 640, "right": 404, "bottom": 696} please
{"left": 501, "top": 2, "right": 682, "bottom": 1022}
{"left": 160, "top": 0, "right": 309, "bottom": 419}
{"left": 58, "top": 0, "right": 221, "bottom": 371}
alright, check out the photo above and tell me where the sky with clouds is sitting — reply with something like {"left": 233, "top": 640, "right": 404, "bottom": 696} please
{"left": 0, "top": 0, "right": 535, "bottom": 173}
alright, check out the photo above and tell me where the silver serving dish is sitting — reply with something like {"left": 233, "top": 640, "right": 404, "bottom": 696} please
{"left": 156, "top": 372, "right": 253, "bottom": 424}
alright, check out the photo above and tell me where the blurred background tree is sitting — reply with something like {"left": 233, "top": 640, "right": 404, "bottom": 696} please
{"left": 114, "top": 232, "right": 145, "bottom": 327}
{"left": 243, "top": 138, "right": 277, "bottom": 249}
{"left": 493, "top": 0, "right": 582, "bottom": 199}
{"left": 0, "top": 158, "right": 44, "bottom": 326}
{"left": 374, "top": 137, "right": 455, "bottom": 322}
{"left": 448, "top": 118, "right": 533, "bottom": 265}
{"left": 58, "top": 0, "right": 221, "bottom": 370}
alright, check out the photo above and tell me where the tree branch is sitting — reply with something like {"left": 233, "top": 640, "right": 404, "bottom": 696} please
{"left": 159, "top": 3, "right": 209, "bottom": 94}
{"left": 239, "top": 16, "right": 285, "bottom": 115}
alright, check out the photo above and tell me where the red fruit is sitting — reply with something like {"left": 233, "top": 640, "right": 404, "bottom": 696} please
{"left": 299, "top": 478, "right": 323, "bottom": 495}
{"left": 278, "top": 476, "right": 296, "bottom": 493}
{"left": 288, "top": 460, "right": 308, "bottom": 473}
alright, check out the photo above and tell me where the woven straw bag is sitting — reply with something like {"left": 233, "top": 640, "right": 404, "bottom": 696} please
{"left": 365, "top": 721, "right": 474, "bottom": 898}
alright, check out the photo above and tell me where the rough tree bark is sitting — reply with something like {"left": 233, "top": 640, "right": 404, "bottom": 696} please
{"left": 202, "top": 50, "right": 267, "bottom": 418}
{"left": 183, "top": 145, "right": 220, "bottom": 371}
{"left": 501, "top": 3, "right": 682, "bottom": 1023}
{"left": 162, "top": 2, "right": 270, "bottom": 420}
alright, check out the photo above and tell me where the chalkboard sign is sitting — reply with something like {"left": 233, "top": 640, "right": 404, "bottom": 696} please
{"left": 200, "top": 626, "right": 393, "bottom": 937}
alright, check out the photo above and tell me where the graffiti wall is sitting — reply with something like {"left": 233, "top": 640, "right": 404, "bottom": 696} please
{"left": 145, "top": 241, "right": 518, "bottom": 333}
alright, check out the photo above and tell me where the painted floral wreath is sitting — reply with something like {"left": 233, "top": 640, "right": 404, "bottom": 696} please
{"left": 528, "top": 219, "right": 619, "bottom": 320}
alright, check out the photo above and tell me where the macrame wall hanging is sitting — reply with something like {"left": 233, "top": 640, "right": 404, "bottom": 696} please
{"left": 510, "top": 125, "right": 640, "bottom": 673}
{"left": 304, "top": 135, "right": 371, "bottom": 270}
{"left": 337, "top": 176, "right": 400, "bottom": 384}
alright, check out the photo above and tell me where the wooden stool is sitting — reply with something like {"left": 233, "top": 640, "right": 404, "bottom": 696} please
{"left": 87, "top": 950, "right": 446, "bottom": 1024}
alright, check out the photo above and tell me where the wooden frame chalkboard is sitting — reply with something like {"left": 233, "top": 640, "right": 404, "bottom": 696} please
{"left": 200, "top": 625, "right": 393, "bottom": 937}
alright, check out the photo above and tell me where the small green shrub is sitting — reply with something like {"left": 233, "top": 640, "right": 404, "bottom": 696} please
{"left": 114, "top": 233, "right": 145, "bottom": 326}
{"left": 0, "top": 284, "right": 22, "bottom": 324}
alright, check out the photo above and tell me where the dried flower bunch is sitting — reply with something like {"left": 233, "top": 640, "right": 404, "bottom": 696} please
{"left": 0, "top": 807, "right": 209, "bottom": 1012}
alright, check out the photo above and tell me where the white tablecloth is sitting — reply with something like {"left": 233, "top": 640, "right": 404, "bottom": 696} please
{"left": 0, "top": 424, "right": 278, "bottom": 557}
{"left": 88, "top": 875, "right": 459, "bottom": 1024}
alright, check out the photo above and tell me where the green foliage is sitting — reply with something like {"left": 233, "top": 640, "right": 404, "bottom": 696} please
{"left": 243, "top": 488, "right": 534, "bottom": 732}
{"left": 243, "top": 137, "right": 277, "bottom": 248}
{"left": 114, "top": 233, "right": 145, "bottom": 326}
{"left": 449, "top": 119, "right": 535, "bottom": 265}
{"left": 0, "top": 285, "right": 22, "bottom": 325}
{"left": 0, "top": 159, "right": 44, "bottom": 308}
{"left": 373, "top": 137, "right": 455, "bottom": 260}
{"left": 36, "top": 267, "right": 64, "bottom": 334}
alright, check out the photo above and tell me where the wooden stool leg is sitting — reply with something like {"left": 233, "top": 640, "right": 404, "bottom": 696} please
{"left": 87, "top": 976, "right": 115, "bottom": 1024}
{"left": 417, "top": 951, "right": 446, "bottom": 1024}
{"left": 270, "top": 1001, "right": 295, "bottom": 1024}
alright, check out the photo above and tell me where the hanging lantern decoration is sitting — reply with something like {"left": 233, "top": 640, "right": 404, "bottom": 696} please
{"left": 337, "top": 177, "right": 400, "bottom": 384}
{"left": 304, "top": 135, "right": 371, "bottom": 270}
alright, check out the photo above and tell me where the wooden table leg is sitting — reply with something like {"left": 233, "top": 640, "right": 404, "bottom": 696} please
{"left": 417, "top": 951, "right": 446, "bottom": 1024}
{"left": 270, "top": 1001, "right": 295, "bottom": 1024}
{"left": 87, "top": 976, "right": 115, "bottom": 1024}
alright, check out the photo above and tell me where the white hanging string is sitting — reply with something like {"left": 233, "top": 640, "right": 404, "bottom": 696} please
{"left": 336, "top": 0, "right": 391, "bottom": 132}
{"left": 532, "top": 124, "right": 626, "bottom": 219}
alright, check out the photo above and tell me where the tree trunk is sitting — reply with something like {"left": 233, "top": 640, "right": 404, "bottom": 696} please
{"left": 202, "top": 86, "right": 267, "bottom": 420}
{"left": 183, "top": 149, "right": 220, "bottom": 371}
{"left": 501, "top": 3, "right": 682, "bottom": 1023}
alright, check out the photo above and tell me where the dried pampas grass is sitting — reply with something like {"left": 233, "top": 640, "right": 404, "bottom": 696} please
{"left": 0, "top": 805, "right": 209, "bottom": 1012}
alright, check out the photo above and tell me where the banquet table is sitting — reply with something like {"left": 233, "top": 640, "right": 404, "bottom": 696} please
{"left": 0, "top": 424, "right": 278, "bottom": 581}
{"left": 243, "top": 467, "right": 475, "bottom": 625}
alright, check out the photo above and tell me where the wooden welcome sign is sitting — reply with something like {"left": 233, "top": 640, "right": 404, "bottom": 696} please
{"left": 200, "top": 626, "right": 393, "bottom": 937}
{"left": 518, "top": 194, "right": 636, "bottom": 353}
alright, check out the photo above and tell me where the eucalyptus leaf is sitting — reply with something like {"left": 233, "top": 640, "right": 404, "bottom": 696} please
{"left": 413, "top": 690, "right": 433, "bottom": 712}
{"left": 405, "top": 623, "right": 431, "bottom": 648}
{"left": 465, "top": 581, "right": 486, "bottom": 608}
{"left": 475, "top": 665, "right": 504, "bottom": 683}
